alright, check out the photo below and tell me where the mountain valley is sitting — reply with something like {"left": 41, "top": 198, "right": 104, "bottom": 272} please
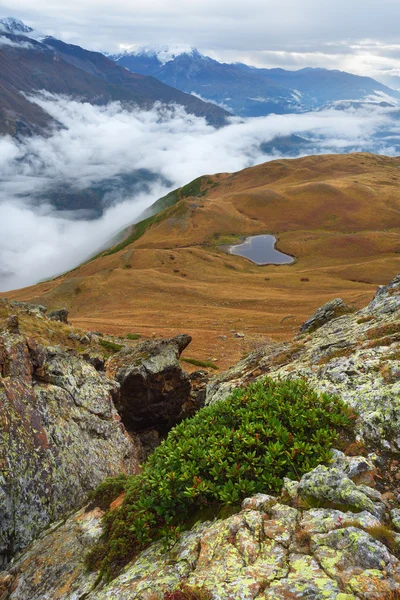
{"left": 6, "top": 152, "right": 400, "bottom": 369}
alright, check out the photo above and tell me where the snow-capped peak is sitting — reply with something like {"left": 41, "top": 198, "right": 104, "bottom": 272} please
{"left": 115, "top": 44, "right": 200, "bottom": 65}
{"left": 0, "top": 17, "right": 33, "bottom": 34}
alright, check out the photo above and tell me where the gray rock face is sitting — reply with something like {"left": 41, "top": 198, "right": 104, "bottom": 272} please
{"left": 48, "top": 308, "right": 69, "bottom": 323}
{"left": 299, "top": 297, "right": 352, "bottom": 334}
{"left": 298, "top": 465, "right": 385, "bottom": 518}
{"left": 206, "top": 272, "right": 400, "bottom": 450}
{"left": 9, "top": 301, "right": 47, "bottom": 317}
{"left": 0, "top": 328, "right": 140, "bottom": 566}
{"left": 106, "top": 334, "right": 192, "bottom": 433}
{"left": 3, "top": 455, "right": 400, "bottom": 600}
{"left": 367, "top": 272, "right": 400, "bottom": 315}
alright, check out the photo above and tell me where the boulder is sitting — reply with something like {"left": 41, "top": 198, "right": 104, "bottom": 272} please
{"left": 300, "top": 297, "right": 352, "bottom": 334}
{"left": 297, "top": 465, "right": 385, "bottom": 518}
{"left": 48, "top": 308, "right": 68, "bottom": 323}
{"left": 106, "top": 334, "right": 192, "bottom": 433}
{"left": 9, "top": 301, "right": 47, "bottom": 317}
{"left": 0, "top": 326, "right": 140, "bottom": 566}
{"left": 366, "top": 272, "right": 400, "bottom": 315}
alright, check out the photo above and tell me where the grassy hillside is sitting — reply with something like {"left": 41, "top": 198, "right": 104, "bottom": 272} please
{"left": 5, "top": 152, "right": 400, "bottom": 368}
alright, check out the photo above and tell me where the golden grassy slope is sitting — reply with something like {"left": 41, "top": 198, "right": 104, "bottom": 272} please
{"left": 5, "top": 152, "right": 400, "bottom": 369}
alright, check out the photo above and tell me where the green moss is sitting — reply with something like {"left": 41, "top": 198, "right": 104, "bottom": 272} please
{"left": 88, "top": 475, "right": 128, "bottom": 510}
{"left": 181, "top": 358, "right": 219, "bottom": 370}
{"left": 87, "top": 377, "right": 354, "bottom": 579}
{"left": 126, "top": 333, "right": 141, "bottom": 341}
{"left": 99, "top": 339, "right": 123, "bottom": 353}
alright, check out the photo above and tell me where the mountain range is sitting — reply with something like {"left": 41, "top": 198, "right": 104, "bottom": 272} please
{"left": 110, "top": 46, "right": 400, "bottom": 116}
{"left": 0, "top": 19, "right": 229, "bottom": 137}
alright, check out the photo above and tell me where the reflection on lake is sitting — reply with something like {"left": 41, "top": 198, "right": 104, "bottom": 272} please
{"left": 221, "top": 235, "right": 294, "bottom": 265}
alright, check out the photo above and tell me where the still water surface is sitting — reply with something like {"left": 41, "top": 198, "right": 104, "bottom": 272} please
{"left": 222, "top": 235, "right": 294, "bottom": 265}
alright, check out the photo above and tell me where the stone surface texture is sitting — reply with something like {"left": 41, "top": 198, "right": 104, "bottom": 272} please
{"left": 0, "top": 326, "right": 140, "bottom": 566}
{"left": 3, "top": 452, "right": 400, "bottom": 599}
{"left": 299, "top": 297, "right": 353, "bottom": 334}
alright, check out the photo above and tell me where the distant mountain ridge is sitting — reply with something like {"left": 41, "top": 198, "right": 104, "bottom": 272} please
{"left": 110, "top": 47, "right": 400, "bottom": 116}
{"left": 0, "top": 19, "right": 230, "bottom": 136}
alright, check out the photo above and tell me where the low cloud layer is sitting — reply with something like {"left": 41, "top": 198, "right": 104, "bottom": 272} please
{"left": 0, "top": 34, "right": 34, "bottom": 48}
{"left": 1, "top": 93, "right": 399, "bottom": 292}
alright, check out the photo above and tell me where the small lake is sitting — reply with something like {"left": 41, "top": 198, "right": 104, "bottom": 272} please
{"left": 221, "top": 235, "right": 294, "bottom": 265}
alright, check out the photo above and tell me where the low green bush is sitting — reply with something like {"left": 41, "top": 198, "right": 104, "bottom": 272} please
{"left": 126, "top": 333, "right": 141, "bottom": 340}
{"left": 181, "top": 357, "right": 219, "bottom": 370}
{"left": 87, "top": 377, "right": 355, "bottom": 579}
{"left": 99, "top": 339, "right": 123, "bottom": 353}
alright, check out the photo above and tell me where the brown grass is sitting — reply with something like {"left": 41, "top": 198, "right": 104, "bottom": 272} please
{"left": 357, "top": 315, "right": 375, "bottom": 324}
{"left": 379, "top": 363, "right": 397, "bottom": 384}
{"left": 295, "top": 527, "right": 312, "bottom": 549}
{"left": 5, "top": 153, "right": 400, "bottom": 368}
{"left": 344, "top": 440, "right": 367, "bottom": 456}
{"left": 365, "top": 334, "right": 400, "bottom": 349}
{"left": 365, "top": 524, "right": 398, "bottom": 553}
{"left": 317, "top": 347, "right": 353, "bottom": 365}
{"left": 367, "top": 323, "right": 400, "bottom": 340}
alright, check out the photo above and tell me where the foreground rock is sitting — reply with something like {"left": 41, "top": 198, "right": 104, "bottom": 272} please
{"left": 3, "top": 452, "right": 400, "bottom": 599}
{"left": 0, "top": 324, "right": 140, "bottom": 566}
{"left": 207, "top": 273, "right": 400, "bottom": 451}
{"left": 106, "top": 334, "right": 193, "bottom": 433}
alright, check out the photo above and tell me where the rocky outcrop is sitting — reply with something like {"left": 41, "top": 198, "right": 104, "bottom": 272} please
{"left": 48, "top": 308, "right": 69, "bottom": 323}
{"left": 3, "top": 451, "right": 400, "bottom": 599}
{"left": 9, "top": 301, "right": 47, "bottom": 318}
{"left": 206, "top": 272, "right": 400, "bottom": 451}
{"left": 0, "top": 325, "right": 140, "bottom": 566}
{"left": 106, "top": 334, "right": 192, "bottom": 433}
{"left": 299, "top": 297, "right": 352, "bottom": 334}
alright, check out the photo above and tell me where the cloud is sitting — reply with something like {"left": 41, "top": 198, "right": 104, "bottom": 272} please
{"left": 0, "top": 34, "right": 34, "bottom": 48}
{"left": 3, "top": 0, "right": 400, "bottom": 77}
{"left": 0, "top": 93, "right": 399, "bottom": 292}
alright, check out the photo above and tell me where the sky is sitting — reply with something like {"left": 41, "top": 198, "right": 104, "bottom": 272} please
{"left": 2, "top": 0, "right": 400, "bottom": 83}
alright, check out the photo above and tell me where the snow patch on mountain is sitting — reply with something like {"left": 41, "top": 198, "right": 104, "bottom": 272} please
{"left": 115, "top": 44, "right": 198, "bottom": 65}
{"left": 0, "top": 17, "right": 33, "bottom": 34}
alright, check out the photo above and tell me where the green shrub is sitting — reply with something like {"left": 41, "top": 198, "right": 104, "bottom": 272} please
{"left": 99, "top": 339, "right": 123, "bottom": 353}
{"left": 181, "top": 357, "right": 219, "bottom": 370}
{"left": 126, "top": 333, "right": 141, "bottom": 340}
{"left": 86, "top": 377, "right": 355, "bottom": 579}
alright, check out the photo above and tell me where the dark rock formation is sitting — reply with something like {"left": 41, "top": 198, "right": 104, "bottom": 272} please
{"left": 299, "top": 297, "right": 352, "bottom": 334}
{"left": 106, "top": 334, "right": 192, "bottom": 433}
{"left": 5, "top": 315, "right": 19, "bottom": 334}
{"left": 48, "top": 308, "right": 69, "bottom": 323}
